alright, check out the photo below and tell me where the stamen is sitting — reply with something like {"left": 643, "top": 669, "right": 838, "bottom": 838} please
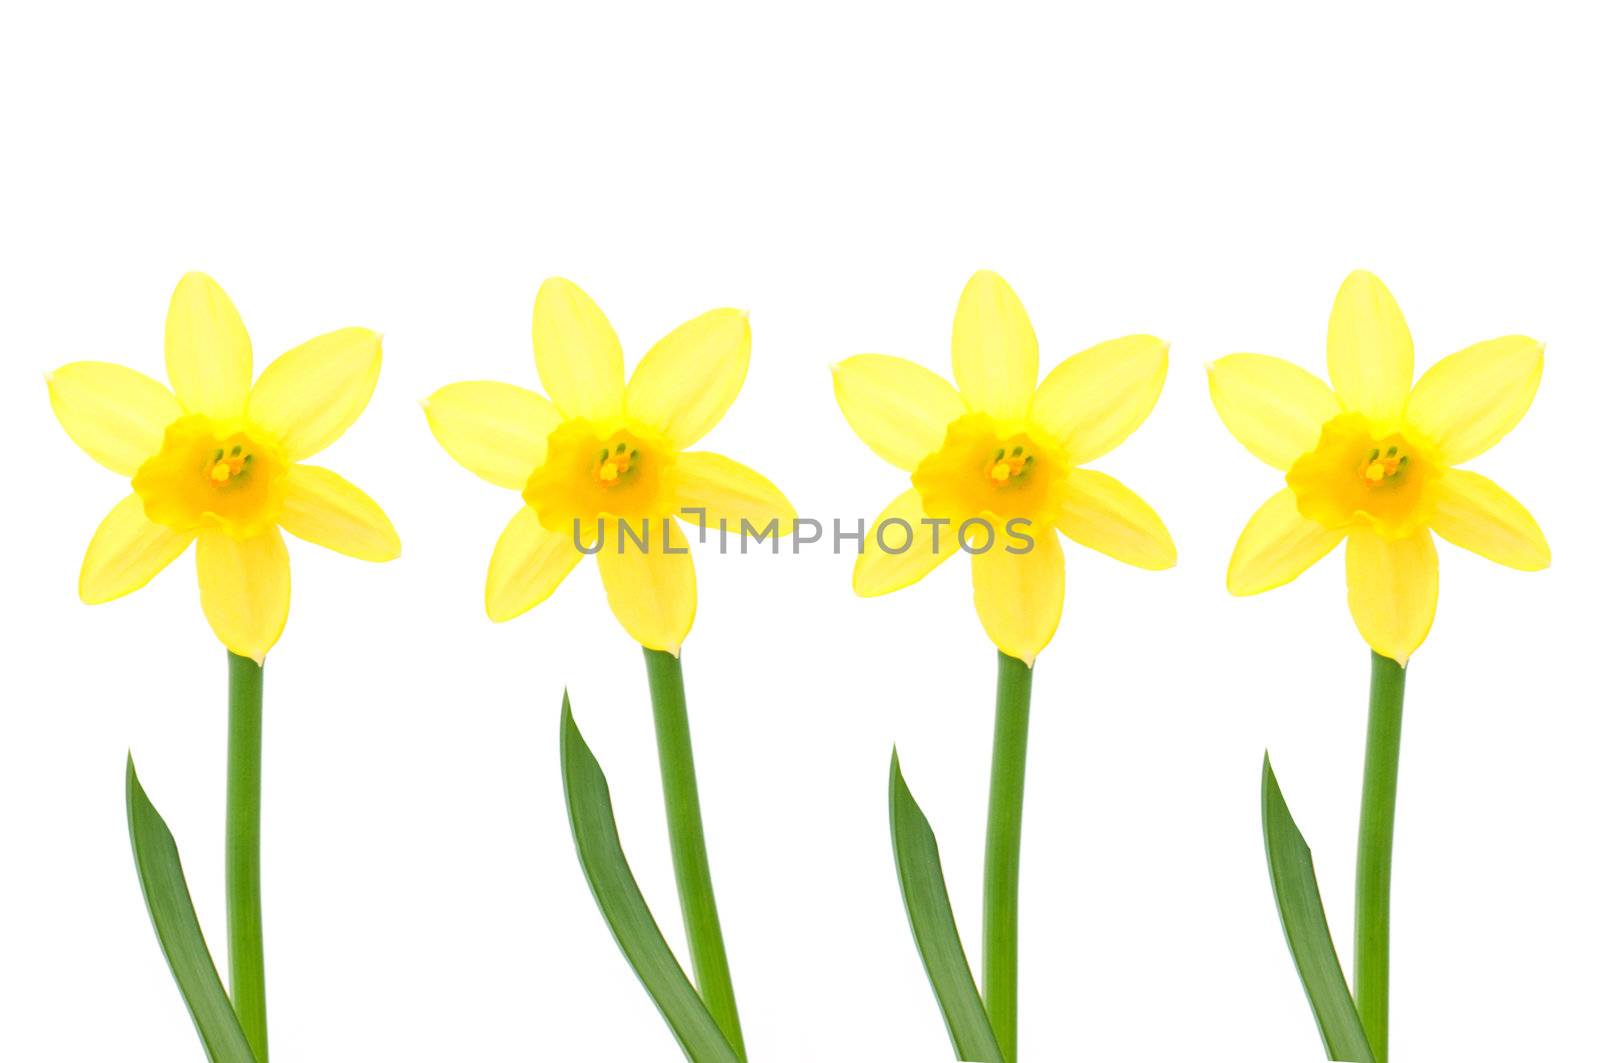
{"left": 988, "top": 444, "right": 1033, "bottom": 485}
{"left": 597, "top": 439, "right": 638, "bottom": 486}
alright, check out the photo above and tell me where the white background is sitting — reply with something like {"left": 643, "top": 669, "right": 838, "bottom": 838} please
{"left": 2, "top": 2, "right": 1595, "bottom": 1060}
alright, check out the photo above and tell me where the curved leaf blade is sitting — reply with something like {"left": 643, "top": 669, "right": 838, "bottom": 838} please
{"left": 1261, "top": 753, "right": 1375, "bottom": 1063}
{"left": 560, "top": 697, "right": 741, "bottom": 1063}
{"left": 889, "top": 751, "right": 1005, "bottom": 1063}
{"left": 126, "top": 755, "right": 257, "bottom": 1063}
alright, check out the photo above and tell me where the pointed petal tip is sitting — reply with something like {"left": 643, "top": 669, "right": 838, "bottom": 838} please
{"left": 175, "top": 269, "right": 218, "bottom": 292}
{"left": 537, "top": 275, "right": 581, "bottom": 300}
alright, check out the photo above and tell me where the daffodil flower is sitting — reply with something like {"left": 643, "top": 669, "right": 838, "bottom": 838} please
{"left": 424, "top": 276, "right": 793, "bottom": 654}
{"left": 1209, "top": 269, "right": 1549, "bottom": 666}
{"left": 836, "top": 270, "right": 1174, "bottom": 1062}
{"left": 48, "top": 272, "right": 400, "bottom": 661}
{"left": 834, "top": 269, "right": 1175, "bottom": 666}
{"left": 426, "top": 278, "right": 792, "bottom": 1057}
{"left": 47, "top": 271, "right": 397, "bottom": 1062}
{"left": 1214, "top": 271, "right": 1550, "bottom": 1062}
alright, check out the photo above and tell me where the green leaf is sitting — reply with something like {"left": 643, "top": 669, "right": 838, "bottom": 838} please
{"left": 560, "top": 697, "right": 741, "bottom": 1063}
{"left": 1261, "top": 753, "right": 1376, "bottom": 1063}
{"left": 889, "top": 751, "right": 1006, "bottom": 1063}
{"left": 126, "top": 755, "right": 258, "bottom": 1063}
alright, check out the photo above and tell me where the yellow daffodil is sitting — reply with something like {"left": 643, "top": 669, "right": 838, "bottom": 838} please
{"left": 423, "top": 277, "right": 795, "bottom": 654}
{"left": 1209, "top": 270, "right": 1550, "bottom": 664}
{"left": 48, "top": 272, "right": 400, "bottom": 661}
{"left": 833, "top": 269, "right": 1175, "bottom": 665}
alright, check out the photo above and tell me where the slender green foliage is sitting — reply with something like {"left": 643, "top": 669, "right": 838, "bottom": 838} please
{"left": 126, "top": 756, "right": 258, "bottom": 1063}
{"left": 560, "top": 697, "right": 741, "bottom": 1063}
{"left": 889, "top": 752, "right": 1006, "bottom": 1063}
{"left": 1261, "top": 755, "right": 1375, "bottom": 1063}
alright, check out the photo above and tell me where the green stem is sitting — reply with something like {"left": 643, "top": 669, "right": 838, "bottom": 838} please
{"left": 1354, "top": 652, "right": 1407, "bottom": 1063}
{"left": 226, "top": 652, "right": 268, "bottom": 1062}
{"left": 982, "top": 651, "right": 1034, "bottom": 1063}
{"left": 643, "top": 648, "right": 746, "bottom": 1061}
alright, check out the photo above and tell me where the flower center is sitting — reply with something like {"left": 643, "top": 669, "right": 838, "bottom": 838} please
{"left": 1362, "top": 446, "right": 1408, "bottom": 484}
{"left": 523, "top": 420, "right": 673, "bottom": 533}
{"left": 132, "top": 415, "right": 288, "bottom": 537}
{"left": 913, "top": 414, "right": 1068, "bottom": 525}
{"left": 596, "top": 440, "right": 639, "bottom": 486}
{"left": 987, "top": 445, "right": 1035, "bottom": 485}
{"left": 208, "top": 446, "right": 253, "bottom": 484}
{"left": 1287, "top": 413, "right": 1440, "bottom": 539}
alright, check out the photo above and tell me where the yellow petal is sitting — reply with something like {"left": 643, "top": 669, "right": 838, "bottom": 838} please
{"left": 1055, "top": 469, "right": 1175, "bottom": 570}
{"left": 971, "top": 529, "right": 1064, "bottom": 666}
{"left": 279, "top": 465, "right": 400, "bottom": 561}
{"left": 672, "top": 451, "right": 795, "bottom": 536}
{"left": 1404, "top": 336, "right": 1543, "bottom": 464}
{"left": 1429, "top": 469, "right": 1549, "bottom": 571}
{"left": 47, "top": 362, "right": 181, "bottom": 475}
{"left": 1030, "top": 335, "right": 1168, "bottom": 463}
{"left": 625, "top": 309, "right": 750, "bottom": 448}
{"left": 247, "top": 328, "right": 382, "bottom": 460}
{"left": 1345, "top": 528, "right": 1437, "bottom": 665}
{"left": 1226, "top": 488, "right": 1344, "bottom": 595}
{"left": 951, "top": 270, "right": 1037, "bottom": 422}
{"left": 595, "top": 519, "right": 696, "bottom": 652}
{"left": 423, "top": 381, "right": 561, "bottom": 490}
{"left": 1327, "top": 270, "right": 1413, "bottom": 423}
{"left": 165, "top": 272, "right": 252, "bottom": 419}
{"left": 852, "top": 489, "right": 954, "bottom": 596}
{"left": 532, "top": 277, "right": 624, "bottom": 422}
{"left": 1207, "top": 354, "right": 1342, "bottom": 470}
{"left": 79, "top": 494, "right": 194, "bottom": 603}
{"left": 831, "top": 355, "right": 965, "bottom": 471}
{"left": 196, "top": 527, "right": 291, "bottom": 662}
{"left": 486, "top": 506, "right": 583, "bottom": 622}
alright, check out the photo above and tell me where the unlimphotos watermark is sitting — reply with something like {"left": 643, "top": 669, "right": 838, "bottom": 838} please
{"left": 575, "top": 510, "right": 1038, "bottom": 556}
